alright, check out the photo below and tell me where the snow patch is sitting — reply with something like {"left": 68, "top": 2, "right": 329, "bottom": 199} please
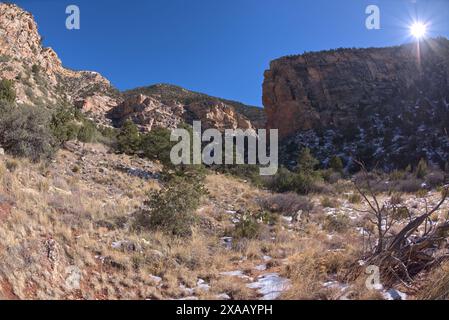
{"left": 247, "top": 273, "right": 291, "bottom": 300}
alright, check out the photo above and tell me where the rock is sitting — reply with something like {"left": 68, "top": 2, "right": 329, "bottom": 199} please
{"left": 383, "top": 288, "right": 407, "bottom": 301}
{"left": 220, "top": 270, "right": 252, "bottom": 281}
{"left": 111, "top": 240, "right": 141, "bottom": 253}
{"left": 64, "top": 266, "right": 82, "bottom": 290}
{"left": 108, "top": 88, "right": 262, "bottom": 132}
{"left": 149, "top": 275, "right": 162, "bottom": 285}
{"left": 220, "top": 237, "right": 233, "bottom": 250}
{"left": 255, "top": 264, "right": 267, "bottom": 271}
{"left": 107, "top": 94, "right": 185, "bottom": 130}
{"left": 149, "top": 249, "right": 164, "bottom": 259}
{"left": 44, "top": 238, "right": 60, "bottom": 269}
{"left": 263, "top": 38, "right": 449, "bottom": 170}
{"left": 0, "top": 3, "right": 120, "bottom": 120}
{"left": 217, "top": 293, "right": 231, "bottom": 300}
{"left": 195, "top": 279, "right": 210, "bottom": 292}
{"left": 187, "top": 100, "right": 254, "bottom": 131}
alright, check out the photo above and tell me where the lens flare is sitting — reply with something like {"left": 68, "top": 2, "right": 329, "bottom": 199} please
{"left": 410, "top": 22, "right": 427, "bottom": 39}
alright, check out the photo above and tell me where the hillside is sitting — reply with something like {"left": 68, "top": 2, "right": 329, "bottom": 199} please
{"left": 108, "top": 84, "right": 265, "bottom": 132}
{"left": 124, "top": 83, "right": 266, "bottom": 128}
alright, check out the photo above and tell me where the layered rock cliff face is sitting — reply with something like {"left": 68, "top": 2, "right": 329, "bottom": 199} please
{"left": 109, "top": 84, "right": 265, "bottom": 131}
{"left": 107, "top": 93, "right": 185, "bottom": 131}
{"left": 0, "top": 3, "right": 263, "bottom": 132}
{"left": 263, "top": 39, "right": 449, "bottom": 170}
{"left": 0, "top": 3, "right": 120, "bottom": 119}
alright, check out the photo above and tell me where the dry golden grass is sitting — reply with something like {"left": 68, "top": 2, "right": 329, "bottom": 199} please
{"left": 0, "top": 144, "right": 446, "bottom": 300}
{"left": 416, "top": 262, "right": 449, "bottom": 300}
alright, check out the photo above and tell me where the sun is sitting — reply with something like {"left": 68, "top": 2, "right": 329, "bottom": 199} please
{"left": 410, "top": 22, "right": 427, "bottom": 39}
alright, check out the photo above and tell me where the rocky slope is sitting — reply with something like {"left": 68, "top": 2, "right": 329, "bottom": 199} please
{"left": 0, "top": 3, "right": 120, "bottom": 121}
{"left": 0, "top": 3, "right": 263, "bottom": 131}
{"left": 108, "top": 84, "right": 266, "bottom": 131}
{"left": 263, "top": 38, "right": 449, "bottom": 170}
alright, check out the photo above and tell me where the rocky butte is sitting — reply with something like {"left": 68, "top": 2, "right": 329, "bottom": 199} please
{"left": 263, "top": 39, "right": 449, "bottom": 170}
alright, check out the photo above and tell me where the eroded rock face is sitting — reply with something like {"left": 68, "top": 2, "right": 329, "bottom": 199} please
{"left": 263, "top": 38, "right": 449, "bottom": 170}
{"left": 263, "top": 39, "right": 449, "bottom": 138}
{"left": 0, "top": 3, "right": 120, "bottom": 119}
{"left": 108, "top": 85, "right": 261, "bottom": 132}
{"left": 108, "top": 94, "right": 185, "bottom": 131}
{"left": 186, "top": 100, "right": 254, "bottom": 131}
{"left": 108, "top": 93, "right": 255, "bottom": 132}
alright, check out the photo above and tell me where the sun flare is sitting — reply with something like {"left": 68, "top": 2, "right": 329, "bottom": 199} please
{"left": 410, "top": 22, "right": 427, "bottom": 39}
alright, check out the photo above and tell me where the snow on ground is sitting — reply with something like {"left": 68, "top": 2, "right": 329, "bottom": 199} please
{"left": 247, "top": 273, "right": 291, "bottom": 300}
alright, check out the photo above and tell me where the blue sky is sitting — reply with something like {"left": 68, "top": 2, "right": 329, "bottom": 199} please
{"left": 9, "top": 0, "right": 449, "bottom": 106}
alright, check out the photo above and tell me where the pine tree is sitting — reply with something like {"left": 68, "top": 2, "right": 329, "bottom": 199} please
{"left": 0, "top": 79, "right": 15, "bottom": 103}
{"left": 329, "top": 155, "right": 344, "bottom": 172}
{"left": 297, "top": 147, "right": 318, "bottom": 175}
{"left": 117, "top": 119, "right": 140, "bottom": 154}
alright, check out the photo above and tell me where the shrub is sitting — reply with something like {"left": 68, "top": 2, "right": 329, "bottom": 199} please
{"left": 259, "top": 193, "right": 313, "bottom": 216}
{"left": 320, "top": 169, "right": 342, "bottom": 184}
{"left": 140, "top": 127, "right": 173, "bottom": 166}
{"left": 390, "top": 193, "right": 403, "bottom": 205}
{"left": 425, "top": 170, "right": 445, "bottom": 188}
{"left": 389, "top": 170, "right": 406, "bottom": 181}
{"left": 321, "top": 197, "right": 338, "bottom": 208}
{"left": 396, "top": 178, "right": 423, "bottom": 193}
{"left": 0, "top": 55, "right": 11, "bottom": 63}
{"left": 50, "top": 107, "right": 79, "bottom": 144}
{"left": 297, "top": 147, "right": 318, "bottom": 175}
{"left": 320, "top": 169, "right": 332, "bottom": 182}
{"left": 292, "top": 172, "right": 316, "bottom": 194}
{"left": 329, "top": 156, "right": 344, "bottom": 172}
{"left": 415, "top": 189, "right": 428, "bottom": 198}
{"left": 0, "top": 104, "right": 56, "bottom": 161}
{"left": 133, "top": 175, "right": 206, "bottom": 237}
{"left": 264, "top": 167, "right": 317, "bottom": 195}
{"left": 232, "top": 215, "right": 260, "bottom": 239}
{"left": 254, "top": 210, "right": 279, "bottom": 225}
{"left": 415, "top": 158, "right": 428, "bottom": 179}
{"left": 5, "top": 159, "right": 19, "bottom": 172}
{"left": 324, "top": 214, "right": 350, "bottom": 233}
{"left": 391, "top": 206, "right": 409, "bottom": 221}
{"left": 50, "top": 107, "right": 102, "bottom": 144}
{"left": 77, "top": 119, "right": 97, "bottom": 143}
{"left": 264, "top": 167, "right": 296, "bottom": 193}
{"left": 0, "top": 79, "right": 15, "bottom": 103}
{"left": 116, "top": 120, "right": 141, "bottom": 154}
{"left": 97, "top": 126, "right": 118, "bottom": 146}
{"left": 348, "top": 193, "right": 362, "bottom": 204}
{"left": 31, "top": 64, "right": 40, "bottom": 74}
